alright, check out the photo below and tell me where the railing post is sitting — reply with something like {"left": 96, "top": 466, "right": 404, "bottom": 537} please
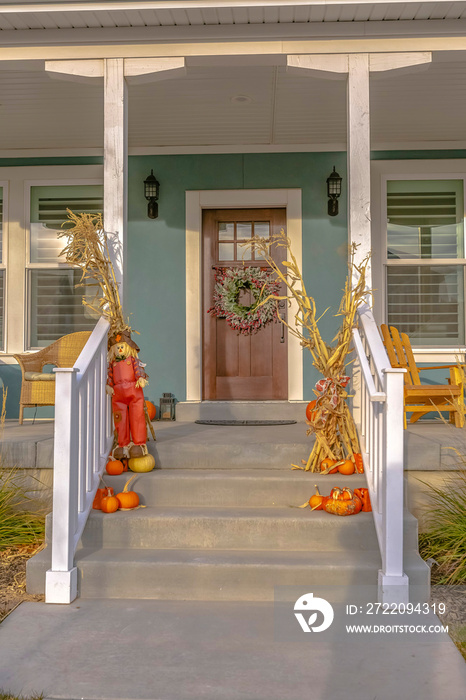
{"left": 45, "top": 367, "right": 79, "bottom": 604}
{"left": 379, "top": 366, "right": 409, "bottom": 604}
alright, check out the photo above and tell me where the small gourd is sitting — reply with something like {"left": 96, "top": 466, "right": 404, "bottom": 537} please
{"left": 337, "top": 459, "right": 355, "bottom": 476}
{"left": 128, "top": 454, "right": 155, "bottom": 473}
{"left": 306, "top": 400, "right": 317, "bottom": 423}
{"left": 354, "top": 487, "right": 372, "bottom": 512}
{"left": 93, "top": 486, "right": 114, "bottom": 510}
{"left": 353, "top": 453, "right": 364, "bottom": 474}
{"left": 324, "top": 488, "right": 362, "bottom": 516}
{"left": 100, "top": 488, "right": 120, "bottom": 514}
{"left": 309, "top": 485, "right": 325, "bottom": 511}
{"left": 320, "top": 458, "right": 338, "bottom": 474}
{"left": 116, "top": 475, "right": 140, "bottom": 510}
{"left": 106, "top": 459, "right": 124, "bottom": 476}
{"left": 145, "top": 401, "right": 157, "bottom": 421}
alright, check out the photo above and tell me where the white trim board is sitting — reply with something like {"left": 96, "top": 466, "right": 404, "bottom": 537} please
{"left": 185, "top": 188, "right": 303, "bottom": 402}
{"left": 2, "top": 142, "right": 466, "bottom": 159}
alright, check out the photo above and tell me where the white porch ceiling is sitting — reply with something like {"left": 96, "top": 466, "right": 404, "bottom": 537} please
{"left": 2, "top": 2, "right": 466, "bottom": 29}
{"left": 0, "top": 55, "right": 465, "bottom": 152}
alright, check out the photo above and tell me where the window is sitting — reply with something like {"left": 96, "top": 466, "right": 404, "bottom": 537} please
{"left": 0, "top": 187, "right": 4, "bottom": 350}
{"left": 386, "top": 179, "right": 465, "bottom": 346}
{"left": 28, "top": 185, "right": 103, "bottom": 348}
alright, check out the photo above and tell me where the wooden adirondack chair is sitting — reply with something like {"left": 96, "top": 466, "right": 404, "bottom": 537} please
{"left": 380, "top": 324, "right": 465, "bottom": 428}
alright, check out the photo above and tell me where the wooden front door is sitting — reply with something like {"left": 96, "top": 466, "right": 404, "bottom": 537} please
{"left": 203, "top": 208, "right": 287, "bottom": 400}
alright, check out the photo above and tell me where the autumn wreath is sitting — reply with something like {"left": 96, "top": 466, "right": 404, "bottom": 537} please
{"left": 208, "top": 266, "right": 281, "bottom": 335}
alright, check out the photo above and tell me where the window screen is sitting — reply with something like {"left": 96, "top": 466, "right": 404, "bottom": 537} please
{"left": 386, "top": 180, "right": 465, "bottom": 346}
{"left": 28, "top": 185, "right": 103, "bottom": 348}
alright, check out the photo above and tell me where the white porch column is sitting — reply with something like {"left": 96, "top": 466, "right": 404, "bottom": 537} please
{"left": 103, "top": 58, "right": 127, "bottom": 302}
{"left": 347, "top": 54, "right": 371, "bottom": 287}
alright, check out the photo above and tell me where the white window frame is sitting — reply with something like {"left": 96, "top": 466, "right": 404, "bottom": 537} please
{"left": 0, "top": 165, "right": 103, "bottom": 358}
{"left": 371, "top": 159, "right": 466, "bottom": 363}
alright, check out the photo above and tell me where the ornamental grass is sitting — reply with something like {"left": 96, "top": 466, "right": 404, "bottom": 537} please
{"left": 0, "top": 389, "right": 45, "bottom": 550}
{"left": 243, "top": 230, "right": 369, "bottom": 472}
{"left": 418, "top": 467, "right": 466, "bottom": 585}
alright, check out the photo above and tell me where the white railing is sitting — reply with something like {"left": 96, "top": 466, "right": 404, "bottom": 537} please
{"left": 352, "top": 303, "right": 409, "bottom": 604}
{"left": 45, "top": 317, "right": 113, "bottom": 604}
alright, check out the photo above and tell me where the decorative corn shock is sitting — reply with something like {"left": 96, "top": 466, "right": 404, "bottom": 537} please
{"left": 243, "top": 230, "right": 369, "bottom": 472}
{"left": 58, "top": 210, "right": 133, "bottom": 339}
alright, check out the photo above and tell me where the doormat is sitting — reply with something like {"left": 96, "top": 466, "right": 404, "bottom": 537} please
{"left": 195, "top": 420, "right": 297, "bottom": 426}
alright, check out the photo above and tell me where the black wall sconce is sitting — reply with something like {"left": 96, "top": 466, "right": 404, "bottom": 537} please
{"left": 144, "top": 169, "right": 160, "bottom": 219}
{"left": 326, "top": 166, "right": 342, "bottom": 217}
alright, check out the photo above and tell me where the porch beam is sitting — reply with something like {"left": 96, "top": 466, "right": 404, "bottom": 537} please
{"left": 0, "top": 38, "right": 463, "bottom": 62}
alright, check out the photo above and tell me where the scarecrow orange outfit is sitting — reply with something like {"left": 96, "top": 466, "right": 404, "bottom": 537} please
{"left": 107, "top": 355, "right": 147, "bottom": 449}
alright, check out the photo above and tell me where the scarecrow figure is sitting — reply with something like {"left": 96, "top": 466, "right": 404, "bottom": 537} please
{"left": 106, "top": 330, "right": 148, "bottom": 460}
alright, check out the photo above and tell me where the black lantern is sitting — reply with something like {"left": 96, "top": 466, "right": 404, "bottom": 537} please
{"left": 144, "top": 169, "right": 160, "bottom": 219}
{"left": 326, "top": 166, "right": 342, "bottom": 217}
{"left": 159, "top": 392, "right": 176, "bottom": 420}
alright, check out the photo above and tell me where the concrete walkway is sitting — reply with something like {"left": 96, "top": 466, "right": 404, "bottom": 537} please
{"left": 0, "top": 598, "right": 465, "bottom": 700}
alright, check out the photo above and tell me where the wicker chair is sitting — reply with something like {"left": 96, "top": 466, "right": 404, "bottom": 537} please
{"left": 13, "top": 331, "right": 92, "bottom": 424}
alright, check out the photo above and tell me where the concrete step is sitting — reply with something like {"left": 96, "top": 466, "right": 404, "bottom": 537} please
{"left": 175, "top": 401, "right": 308, "bottom": 422}
{"left": 147, "top": 422, "right": 312, "bottom": 470}
{"left": 76, "top": 506, "right": 420, "bottom": 552}
{"left": 27, "top": 545, "right": 430, "bottom": 601}
{"left": 104, "top": 469, "right": 368, "bottom": 507}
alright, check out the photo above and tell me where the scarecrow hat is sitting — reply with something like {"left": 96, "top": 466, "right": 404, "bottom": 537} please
{"left": 108, "top": 330, "right": 140, "bottom": 353}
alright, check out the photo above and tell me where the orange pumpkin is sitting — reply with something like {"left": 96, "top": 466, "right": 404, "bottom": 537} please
{"left": 324, "top": 488, "right": 362, "bottom": 516}
{"left": 93, "top": 486, "right": 114, "bottom": 510}
{"left": 353, "top": 453, "right": 364, "bottom": 474}
{"left": 354, "top": 487, "right": 372, "bottom": 512}
{"left": 106, "top": 459, "right": 124, "bottom": 476}
{"left": 321, "top": 458, "right": 338, "bottom": 474}
{"left": 100, "top": 489, "right": 120, "bottom": 513}
{"left": 309, "top": 485, "right": 325, "bottom": 511}
{"left": 145, "top": 401, "right": 157, "bottom": 421}
{"left": 337, "top": 459, "right": 355, "bottom": 476}
{"left": 116, "top": 475, "right": 140, "bottom": 510}
{"left": 306, "top": 400, "right": 317, "bottom": 422}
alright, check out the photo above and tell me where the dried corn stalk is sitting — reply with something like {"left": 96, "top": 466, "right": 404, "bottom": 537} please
{"left": 57, "top": 210, "right": 132, "bottom": 339}
{"left": 245, "top": 230, "right": 369, "bottom": 472}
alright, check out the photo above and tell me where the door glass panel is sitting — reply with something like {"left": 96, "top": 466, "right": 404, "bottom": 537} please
{"left": 387, "top": 180, "right": 464, "bottom": 260}
{"left": 218, "top": 222, "right": 234, "bottom": 240}
{"left": 254, "top": 222, "right": 270, "bottom": 238}
{"left": 237, "top": 222, "right": 252, "bottom": 240}
{"left": 218, "top": 243, "right": 235, "bottom": 261}
{"left": 238, "top": 244, "right": 252, "bottom": 261}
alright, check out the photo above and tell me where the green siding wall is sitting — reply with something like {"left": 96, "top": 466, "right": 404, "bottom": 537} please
{"left": 127, "top": 153, "right": 348, "bottom": 406}
{"left": 1, "top": 149, "right": 464, "bottom": 417}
